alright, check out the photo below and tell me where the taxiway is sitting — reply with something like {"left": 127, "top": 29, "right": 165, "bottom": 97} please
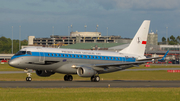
{"left": 0, "top": 80, "right": 180, "bottom": 88}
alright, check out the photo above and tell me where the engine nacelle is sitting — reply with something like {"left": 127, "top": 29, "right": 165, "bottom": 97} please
{"left": 36, "top": 70, "right": 55, "bottom": 77}
{"left": 77, "top": 67, "right": 96, "bottom": 77}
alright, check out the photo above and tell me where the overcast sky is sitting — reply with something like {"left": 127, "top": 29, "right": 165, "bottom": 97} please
{"left": 1, "top": 0, "right": 180, "bottom": 41}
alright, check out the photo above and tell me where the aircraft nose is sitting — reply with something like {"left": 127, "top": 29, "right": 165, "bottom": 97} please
{"left": 8, "top": 60, "right": 18, "bottom": 67}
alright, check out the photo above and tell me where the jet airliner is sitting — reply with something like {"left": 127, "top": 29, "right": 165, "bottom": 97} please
{"left": 9, "top": 20, "right": 153, "bottom": 82}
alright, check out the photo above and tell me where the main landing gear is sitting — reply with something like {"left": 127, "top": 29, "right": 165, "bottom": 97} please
{"left": 91, "top": 75, "right": 100, "bottom": 82}
{"left": 64, "top": 74, "right": 73, "bottom": 81}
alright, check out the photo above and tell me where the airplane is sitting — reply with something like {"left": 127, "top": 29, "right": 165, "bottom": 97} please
{"left": 9, "top": 20, "right": 152, "bottom": 82}
{"left": 158, "top": 50, "right": 169, "bottom": 62}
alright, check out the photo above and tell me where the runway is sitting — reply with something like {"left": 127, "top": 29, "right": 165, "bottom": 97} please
{"left": 0, "top": 80, "right": 180, "bottom": 88}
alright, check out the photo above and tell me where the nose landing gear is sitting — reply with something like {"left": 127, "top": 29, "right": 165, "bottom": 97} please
{"left": 24, "top": 69, "right": 33, "bottom": 82}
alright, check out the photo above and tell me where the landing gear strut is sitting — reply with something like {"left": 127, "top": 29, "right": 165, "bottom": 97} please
{"left": 91, "top": 75, "right": 100, "bottom": 82}
{"left": 64, "top": 74, "right": 73, "bottom": 81}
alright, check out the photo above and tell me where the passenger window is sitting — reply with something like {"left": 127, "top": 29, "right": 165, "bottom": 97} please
{"left": 55, "top": 54, "right": 57, "bottom": 56}
{"left": 104, "top": 57, "right": 106, "bottom": 59}
{"left": 48, "top": 53, "right": 50, "bottom": 56}
{"left": 52, "top": 54, "right": 54, "bottom": 56}
{"left": 59, "top": 54, "right": 61, "bottom": 56}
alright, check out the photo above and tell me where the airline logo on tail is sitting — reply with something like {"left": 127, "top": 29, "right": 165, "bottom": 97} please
{"left": 137, "top": 37, "right": 146, "bottom": 44}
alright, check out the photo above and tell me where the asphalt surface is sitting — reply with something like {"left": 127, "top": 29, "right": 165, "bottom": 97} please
{"left": 0, "top": 80, "right": 180, "bottom": 88}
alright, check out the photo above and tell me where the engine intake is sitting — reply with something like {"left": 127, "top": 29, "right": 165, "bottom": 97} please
{"left": 77, "top": 67, "right": 96, "bottom": 77}
{"left": 36, "top": 70, "right": 55, "bottom": 77}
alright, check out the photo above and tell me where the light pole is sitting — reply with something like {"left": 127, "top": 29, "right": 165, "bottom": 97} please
{"left": 71, "top": 24, "right": 73, "bottom": 32}
{"left": 19, "top": 26, "right": 21, "bottom": 50}
{"left": 96, "top": 24, "right": 99, "bottom": 43}
{"left": 68, "top": 26, "right": 70, "bottom": 45}
{"left": 84, "top": 25, "right": 87, "bottom": 32}
{"left": 107, "top": 27, "right": 108, "bottom": 43}
{"left": 166, "top": 27, "right": 168, "bottom": 45}
{"left": 12, "top": 26, "right": 13, "bottom": 54}
{"left": 52, "top": 26, "right": 54, "bottom": 38}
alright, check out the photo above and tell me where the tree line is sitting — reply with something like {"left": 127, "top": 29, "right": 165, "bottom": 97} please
{"left": 0, "top": 36, "right": 28, "bottom": 54}
{"left": 162, "top": 35, "right": 180, "bottom": 45}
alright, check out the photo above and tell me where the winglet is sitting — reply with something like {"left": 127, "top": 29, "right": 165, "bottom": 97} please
{"left": 159, "top": 50, "right": 169, "bottom": 61}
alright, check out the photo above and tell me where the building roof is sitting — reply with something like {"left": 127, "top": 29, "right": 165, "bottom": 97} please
{"left": 60, "top": 43, "right": 125, "bottom": 49}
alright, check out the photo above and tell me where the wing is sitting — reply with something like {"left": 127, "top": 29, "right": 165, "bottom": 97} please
{"left": 92, "top": 61, "right": 150, "bottom": 67}
{"left": 73, "top": 61, "right": 150, "bottom": 69}
{"left": 137, "top": 57, "right": 161, "bottom": 61}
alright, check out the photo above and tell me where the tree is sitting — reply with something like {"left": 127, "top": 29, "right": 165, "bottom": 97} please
{"left": 162, "top": 37, "right": 166, "bottom": 42}
{"left": 0, "top": 36, "right": 28, "bottom": 54}
{"left": 176, "top": 36, "right": 180, "bottom": 44}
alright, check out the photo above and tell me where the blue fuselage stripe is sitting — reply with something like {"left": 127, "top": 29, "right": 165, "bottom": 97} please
{"left": 11, "top": 52, "right": 136, "bottom": 62}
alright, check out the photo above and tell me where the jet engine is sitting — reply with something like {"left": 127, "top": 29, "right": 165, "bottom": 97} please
{"left": 36, "top": 70, "right": 55, "bottom": 77}
{"left": 77, "top": 67, "right": 96, "bottom": 77}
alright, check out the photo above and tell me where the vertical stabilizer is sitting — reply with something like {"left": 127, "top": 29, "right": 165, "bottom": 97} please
{"left": 119, "top": 20, "right": 150, "bottom": 56}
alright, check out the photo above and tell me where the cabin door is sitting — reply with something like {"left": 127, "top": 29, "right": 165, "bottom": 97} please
{"left": 37, "top": 48, "right": 45, "bottom": 62}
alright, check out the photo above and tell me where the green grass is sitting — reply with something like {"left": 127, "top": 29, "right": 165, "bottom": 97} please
{"left": 0, "top": 70, "right": 180, "bottom": 81}
{"left": 0, "top": 88, "right": 180, "bottom": 101}
{"left": 0, "top": 64, "right": 22, "bottom": 71}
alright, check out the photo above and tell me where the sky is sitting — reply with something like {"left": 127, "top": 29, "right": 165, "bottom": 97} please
{"left": 1, "top": 0, "right": 180, "bottom": 41}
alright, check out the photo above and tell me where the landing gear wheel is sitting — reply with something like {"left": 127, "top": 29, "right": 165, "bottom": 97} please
{"left": 91, "top": 76, "right": 100, "bottom": 82}
{"left": 91, "top": 76, "right": 95, "bottom": 82}
{"left": 26, "top": 77, "right": 32, "bottom": 81}
{"left": 64, "top": 75, "right": 73, "bottom": 81}
{"left": 94, "top": 76, "right": 100, "bottom": 82}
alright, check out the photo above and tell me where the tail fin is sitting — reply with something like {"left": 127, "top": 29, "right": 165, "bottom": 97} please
{"left": 159, "top": 50, "right": 169, "bottom": 61}
{"left": 119, "top": 20, "right": 150, "bottom": 56}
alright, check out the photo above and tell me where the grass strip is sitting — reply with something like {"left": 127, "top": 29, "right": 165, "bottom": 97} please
{"left": 0, "top": 70, "right": 180, "bottom": 81}
{"left": 0, "top": 88, "right": 180, "bottom": 101}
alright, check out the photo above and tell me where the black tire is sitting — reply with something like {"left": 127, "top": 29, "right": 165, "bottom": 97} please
{"left": 91, "top": 76, "right": 95, "bottom": 82}
{"left": 68, "top": 75, "right": 73, "bottom": 81}
{"left": 64, "top": 75, "right": 68, "bottom": 81}
{"left": 28, "top": 77, "right": 32, "bottom": 81}
{"left": 26, "top": 77, "right": 32, "bottom": 81}
{"left": 26, "top": 77, "right": 29, "bottom": 81}
{"left": 94, "top": 76, "right": 100, "bottom": 82}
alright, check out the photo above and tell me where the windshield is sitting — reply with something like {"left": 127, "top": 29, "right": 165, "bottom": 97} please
{"left": 15, "top": 51, "right": 26, "bottom": 56}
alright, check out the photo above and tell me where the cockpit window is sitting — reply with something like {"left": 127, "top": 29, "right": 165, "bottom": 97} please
{"left": 27, "top": 51, "right": 32, "bottom": 55}
{"left": 15, "top": 51, "right": 26, "bottom": 56}
{"left": 15, "top": 51, "right": 32, "bottom": 56}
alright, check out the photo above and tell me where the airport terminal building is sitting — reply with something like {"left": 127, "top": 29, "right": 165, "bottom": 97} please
{"left": 30, "top": 31, "right": 132, "bottom": 47}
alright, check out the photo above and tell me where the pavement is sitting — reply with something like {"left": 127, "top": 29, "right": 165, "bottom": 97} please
{"left": 0, "top": 80, "right": 180, "bottom": 88}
